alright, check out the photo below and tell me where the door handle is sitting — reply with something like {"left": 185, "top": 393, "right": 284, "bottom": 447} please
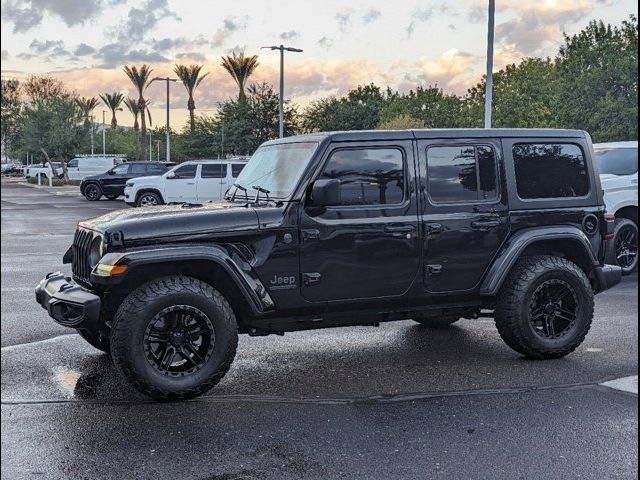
{"left": 384, "top": 224, "right": 415, "bottom": 234}
{"left": 471, "top": 218, "right": 501, "bottom": 230}
{"left": 186, "top": 182, "right": 195, "bottom": 185}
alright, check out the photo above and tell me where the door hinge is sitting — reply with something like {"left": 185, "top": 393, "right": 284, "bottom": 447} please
{"left": 426, "top": 264, "right": 443, "bottom": 276}
{"left": 303, "top": 272, "right": 322, "bottom": 286}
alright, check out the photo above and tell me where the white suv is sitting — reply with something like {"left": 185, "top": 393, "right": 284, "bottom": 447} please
{"left": 594, "top": 141, "right": 638, "bottom": 274}
{"left": 124, "top": 159, "right": 247, "bottom": 207}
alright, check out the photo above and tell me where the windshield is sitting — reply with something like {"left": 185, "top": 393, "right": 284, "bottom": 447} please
{"left": 595, "top": 147, "right": 638, "bottom": 176}
{"left": 230, "top": 142, "right": 318, "bottom": 199}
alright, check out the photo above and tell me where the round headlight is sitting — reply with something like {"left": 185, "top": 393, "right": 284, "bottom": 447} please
{"left": 89, "top": 236, "right": 104, "bottom": 268}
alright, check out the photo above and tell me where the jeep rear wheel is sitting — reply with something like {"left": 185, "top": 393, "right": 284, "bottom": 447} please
{"left": 83, "top": 183, "right": 102, "bottom": 201}
{"left": 413, "top": 315, "right": 460, "bottom": 328}
{"left": 495, "top": 255, "right": 594, "bottom": 359}
{"left": 110, "top": 276, "right": 238, "bottom": 400}
{"left": 137, "top": 192, "right": 162, "bottom": 207}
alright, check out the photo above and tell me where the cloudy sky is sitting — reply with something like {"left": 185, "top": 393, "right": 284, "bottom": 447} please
{"left": 1, "top": 0, "right": 637, "bottom": 128}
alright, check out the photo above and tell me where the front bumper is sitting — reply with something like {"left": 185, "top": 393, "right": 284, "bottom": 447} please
{"left": 35, "top": 272, "right": 101, "bottom": 328}
{"left": 594, "top": 264, "right": 622, "bottom": 293}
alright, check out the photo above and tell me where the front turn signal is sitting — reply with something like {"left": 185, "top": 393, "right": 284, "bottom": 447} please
{"left": 94, "top": 264, "right": 128, "bottom": 276}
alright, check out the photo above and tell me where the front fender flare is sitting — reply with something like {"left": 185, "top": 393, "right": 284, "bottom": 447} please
{"left": 92, "top": 244, "right": 275, "bottom": 315}
{"left": 479, "top": 226, "right": 599, "bottom": 296}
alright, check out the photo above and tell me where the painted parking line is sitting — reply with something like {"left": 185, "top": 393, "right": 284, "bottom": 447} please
{"left": 600, "top": 375, "right": 638, "bottom": 394}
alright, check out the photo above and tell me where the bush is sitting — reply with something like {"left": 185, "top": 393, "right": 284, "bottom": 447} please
{"left": 27, "top": 176, "right": 81, "bottom": 186}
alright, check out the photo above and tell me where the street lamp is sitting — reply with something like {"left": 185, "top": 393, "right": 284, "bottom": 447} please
{"left": 484, "top": 0, "right": 496, "bottom": 128}
{"left": 102, "top": 110, "right": 106, "bottom": 155}
{"left": 146, "top": 131, "right": 153, "bottom": 161}
{"left": 150, "top": 77, "right": 180, "bottom": 161}
{"left": 261, "top": 44, "right": 303, "bottom": 138}
{"left": 155, "top": 140, "right": 161, "bottom": 162}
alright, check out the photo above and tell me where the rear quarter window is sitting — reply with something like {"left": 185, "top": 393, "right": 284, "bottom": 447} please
{"left": 512, "top": 143, "right": 590, "bottom": 199}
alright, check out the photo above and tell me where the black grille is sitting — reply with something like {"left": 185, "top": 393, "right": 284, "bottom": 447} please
{"left": 72, "top": 228, "right": 94, "bottom": 283}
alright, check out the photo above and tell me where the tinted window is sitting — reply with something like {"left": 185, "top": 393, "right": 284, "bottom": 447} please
{"left": 201, "top": 164, "right": 226, "bottom": 178}
{"left": 147, "top": 164, "right": 166, "bottom": 175}
{"left": 513, "top": 143, "right": 589, "bottom": 199}
{"left": 426, "top": 145, "right": 498, "bottom": 203}
{"left": 173, "top": 164, "right": 197, "bottom": 179}
{"left": 67, "top": 159, "right": 78, "bottom": 168}
{"left": 231, "top": 163, "right": 245, "bottom": 177}
{"left": 130, "top": 164, "right": 146, "bottom": 174}
{"left": 111, "top": 164, "right": 129, "bottom": 175}
{"left": 595, "top": 147, "right": 638, "bottom": 176}
{"left": 320, "top": 148, "right": 405, "bottom": 206}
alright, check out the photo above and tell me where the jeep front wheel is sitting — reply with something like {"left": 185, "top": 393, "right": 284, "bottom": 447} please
{"left": 83, "top": 183, "right": 102, "bottom": 201}
{"left": 137, "top": 192, "right": 162, "bottom": 207}
{"left": 495, "top": 255, "right": 594, "bottom": 359}
{"left": 110, "top": 276, "right": 238, "bottom": 400}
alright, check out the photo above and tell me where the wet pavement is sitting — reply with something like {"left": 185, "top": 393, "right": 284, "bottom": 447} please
{"left": 1, "top": 180, "right": 638, "bottom": 479}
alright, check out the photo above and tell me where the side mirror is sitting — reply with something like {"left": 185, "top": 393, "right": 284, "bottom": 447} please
{"left": 166, "top": 171, "right": 177, "bottom": 179}
{"left": 310, "top": 179, "right": 341, "bottom": 207}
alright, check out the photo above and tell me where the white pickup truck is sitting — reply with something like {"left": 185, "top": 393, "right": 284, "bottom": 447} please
{"left": 124, "top": 158, "right": 248, "bottom": 207}
{"left": 595, "top": 141, "right": 638, "bottom": 274}
{"left": 23, "top": 155, "right": 125, "bottom": 180}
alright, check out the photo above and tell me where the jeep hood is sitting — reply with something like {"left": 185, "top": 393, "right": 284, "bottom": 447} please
{"left": 79, "top": 202, "right": 262, "bottom": 244}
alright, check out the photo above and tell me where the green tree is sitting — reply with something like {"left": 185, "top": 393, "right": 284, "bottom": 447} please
{"left": 173, "top": 64, "right": 209, "bottom": 131}
{"left": 1, "top": 79, "right": 22, "bottom": 162}
{"left": 376, "top": 114, "right": 427, "bottom": 130}
{"left": 556, "top": 15, "right": 638, "bottom": 141}
{"left": 123, "top": 65, "right": 153, "bottom": 159}
{"left": 465, "top": 58, "right": 560, "bottom": 128}
{"left": 123, "top": 97, "right": 152, "bottom": 131}
{"left": 220, "top": 53, "right": 259, "bottom": 101}
{"left": 99, "top": 92, "right": 125, "bottom": 128}
{"left": 380, "top": 86, "right": 467, "bottom": 128}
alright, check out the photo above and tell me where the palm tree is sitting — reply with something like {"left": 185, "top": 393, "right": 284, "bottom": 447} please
{"left": 75, "top": 96, "right": 100, "bottom": 120}
{"left": 99, "top": 92, "right": 125, "bottom": 128}
{"left": 220, "top": 53, "right": 259, "bottom": 101}
{"left": 124, "top": 97, "right": 152, "bottom": 131}
{"left": 123, "top": 64, "right": 153, "bottom": 160}
{"left": 173, "top": 64, "right": 209, "bottom": 131}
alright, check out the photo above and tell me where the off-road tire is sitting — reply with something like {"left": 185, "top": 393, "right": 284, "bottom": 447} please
{"left": 77, "top": 328, "right": 111, "bottom": 353}
{"left": 495, "top": 255, "right": 594, "bottom": 359}
{"left": 83, "top": 183, "right": 102, "bottom": 201}
{"left": 136, "top": 191, "right": 163, "bottom": 207}
{"left": 413, "top": 315, "right": 460, "bottom": 328}
{"left": 606, "top": 218, "right": 638, "bottom": 275}
{"left": 110, "top": 276, "right": 238, "bottom": 400}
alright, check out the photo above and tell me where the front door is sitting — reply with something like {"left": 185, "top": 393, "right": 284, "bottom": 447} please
{"left": 299, "top": 141, "right": 421, "bottom": 303}
{"left": 197, "top": 163, "right": 227, "bottom": 202}
{"left": 101, "top": 163, "right": 130, "bottom": 195}
{"left": 164, "top": 164, "right": 198, "bottom": 203}
{"left": 418, "top": 139, "right": 510, "bottom": 293}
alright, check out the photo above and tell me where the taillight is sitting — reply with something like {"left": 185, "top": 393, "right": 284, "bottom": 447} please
{"left": 604, "top": 214, "right": 616, "bottom": 240}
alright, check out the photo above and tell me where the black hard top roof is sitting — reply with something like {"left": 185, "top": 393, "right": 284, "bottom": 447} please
{"left": 265, "top": 128, "right": 588, "bottom": 145}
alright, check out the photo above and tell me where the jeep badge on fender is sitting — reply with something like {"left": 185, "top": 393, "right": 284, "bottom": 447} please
{"left": 35, "top": 129, "right": 622, "bottom": 400}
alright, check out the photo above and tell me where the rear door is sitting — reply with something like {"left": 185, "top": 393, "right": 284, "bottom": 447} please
{"left": 101, "top": 163, "right": 130, "bottom": 195}
{"left": 298, "top": 140, "right": 420, "bottom": 302}
{"left": 418, "top": 138, "right": 509, "bottom": 293}
{"left": 197, "top": 163, "right": 227, "bottom": 202}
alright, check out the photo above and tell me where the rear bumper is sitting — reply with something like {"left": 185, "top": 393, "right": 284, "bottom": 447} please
{"left": 594, "top": 264, "right": 622, "bottom": 293}
{"left": 35, "top": 272, "right": 101, "bottom": 329}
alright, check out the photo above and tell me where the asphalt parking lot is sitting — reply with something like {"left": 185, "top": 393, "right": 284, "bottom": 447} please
{"left": 1, "top": 180, "right": 638, "bottom": 479}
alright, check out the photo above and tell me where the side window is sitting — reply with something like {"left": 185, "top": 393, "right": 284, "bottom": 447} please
{"left": 111, "top": 164, "right": 129, "bottom": 175}
{"left": 513, "top": 143, "right": 589, "bottom": 199}
{"left": 146, "top": 164, "right": 166, "bottom": 175}
{"left": 426, "top": 145, "right": 498, "bottom": 203}
{"left": 173, "top": 164, "right": 197, "bottom": 179}
{"left": 130, "top": 164, "right": 146, "bottom": 174}
{"left": 319, "top": 148, "right": 405, "bottom": 206}
{"left": 67, "top": 159, "right": 78, "bottom": 168}
{"left": 231, "top": 163, "right": 245, "bottom": 178}
{"left": 201, "top": 164, "right": 226, "bottom": 178}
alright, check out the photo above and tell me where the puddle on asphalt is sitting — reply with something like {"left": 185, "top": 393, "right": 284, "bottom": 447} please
{"left": 52, "top": 367, "right": 82, "bottom": 397}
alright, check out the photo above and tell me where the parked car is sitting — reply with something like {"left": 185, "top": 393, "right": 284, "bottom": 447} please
{"left": 23, "top": 162, "right": 64, "bottom": 179}
{"left": 66, "top": 155, "right": 126, "bottom": 181}
{"left": 80, "top": 161, "right": 173, "bottom": 201}
{"left": 594, "top": 141, "right": 638, "bottom": 274}
{"left": 124, "top": 158, "right": 247, "bottom": 207}
{"left": 1, "top": 162, "right": 23, "bottom": 174}
{"left": 36, "top": 129, "right": 622, "bottom": 400}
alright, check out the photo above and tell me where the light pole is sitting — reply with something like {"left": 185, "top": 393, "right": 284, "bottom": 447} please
{"left": 90, "top": 115, "right": 94, "bottom": 155}
{"left": 150, "top": 77, "right": 180, "bottom": 162}
{"left": 147, "top": 131, "right": 152, "bottom": 161}
{"left": 155, "top": 140, "right": 161, "bottom": 162}
{"left": 102, "top": 110, "right": 106, "bottom": 155}
{"left": 261, "top": 44, "right": 303, "bottom": 138}
{"left": 484, "top": 0, "right": 495, "bottom": 128}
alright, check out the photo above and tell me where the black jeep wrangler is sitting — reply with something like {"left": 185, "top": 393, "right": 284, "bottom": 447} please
{"left": 36, "top": 129, "right": 622, "bottom": 400}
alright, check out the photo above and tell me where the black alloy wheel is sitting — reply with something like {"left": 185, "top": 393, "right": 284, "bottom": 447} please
{"left": 615, "top": 222, "right": 638, "bottom": 272}
{"left": 528, "top": 279, "right": 578, "bottom": 339}
{"left": 83, "top": 183, "right": 102, "bottom": 201}
{"left": 143, "top": 305, "right": 215, "bottom": 376}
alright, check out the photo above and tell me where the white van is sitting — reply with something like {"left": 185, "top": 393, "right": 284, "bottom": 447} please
{"left": 124, "top": 159, "right": 248, "bottom": 207}
{"left": 66, "top": 155, "right": 126, "bottom": 180}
